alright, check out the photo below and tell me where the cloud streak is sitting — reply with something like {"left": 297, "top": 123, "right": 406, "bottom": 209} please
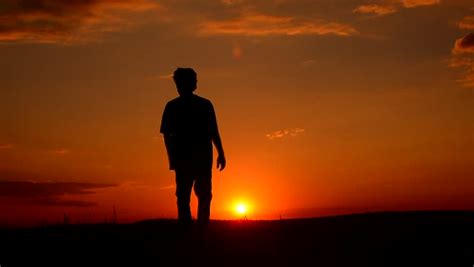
{"left": 221, "top": 0, "right": 244, "bottom": 5}
{"left": 400, "top": 0, "right": 440, "bottom": 8}
{"left": 459, "top": 16, "right": 474, "bottom": 30}
{"left": 353, "top": 0, "right": 441, "bottom": 17}
{"left": 0, "top": 143, "right": 13, "bottom": 149}
{"left": 0, "top": 0, "right": 159, "bottom": 43}
{"left": 158, "top": 74, "right": 173, "bottom": 80}
{"left": 232, "top": 42, "right": 243, "bottom": 59}
{"left": 159, "top": 184, "right": 175, "bottom": 190}
{"left": 353, "top": 4, "right": 398, "bottom": 16}
{"left": 197, "top": 12, "right": 358, "bottom": 37}
{"left": 0, "top": 180, "right": 116, "bottom": 207}
{"left": 52, "top": 148, "right": 69, "bottom": 155}
{"left": 266, "top": 128, "right": 305, "bottom": 140}
{"left": 448, "top": 57, "right": 474, "bottom": 87}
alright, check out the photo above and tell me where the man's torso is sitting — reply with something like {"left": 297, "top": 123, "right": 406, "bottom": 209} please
{"left": 161, "top": 94, "right": 216, "bottom": 171}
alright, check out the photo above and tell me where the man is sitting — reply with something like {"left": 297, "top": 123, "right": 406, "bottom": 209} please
{"left": 160, "top": 67, "right": 226, "bottom": 226}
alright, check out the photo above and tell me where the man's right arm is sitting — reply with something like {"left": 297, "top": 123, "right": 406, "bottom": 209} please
{"left": 160, "top": 103, "right": 176, "bottom": 170}
{"left": 163, "top": 134, "right": 176, "bottom": 170}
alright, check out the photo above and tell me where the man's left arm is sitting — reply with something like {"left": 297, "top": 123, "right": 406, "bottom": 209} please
{"left": 210, "top": 103, "right": 226, "bottom": 171}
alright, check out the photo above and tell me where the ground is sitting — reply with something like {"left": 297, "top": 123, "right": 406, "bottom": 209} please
{"left": 1, "top": 211, "right": 473, "bottom": 267}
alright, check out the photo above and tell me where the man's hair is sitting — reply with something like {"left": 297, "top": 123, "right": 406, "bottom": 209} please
{"left": 173, "top": 67, "right": 197, "bottom": 94}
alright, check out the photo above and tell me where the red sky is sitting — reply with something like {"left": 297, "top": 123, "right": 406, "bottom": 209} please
{"left": 0, "top": 0, "right": 473, "bottom": 227}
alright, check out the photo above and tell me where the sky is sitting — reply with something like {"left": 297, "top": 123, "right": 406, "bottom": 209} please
{"left": 0, "top": 0, "right": 473, "bottom": 226}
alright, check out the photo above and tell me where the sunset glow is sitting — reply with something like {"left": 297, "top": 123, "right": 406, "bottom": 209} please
{"left": 0, "top": 0, "right": 473, "bottom": 227}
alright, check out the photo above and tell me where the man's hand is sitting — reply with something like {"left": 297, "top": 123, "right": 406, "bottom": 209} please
{"left": 217, "top": 155, "right": 226, "bottom": 171}
{"left": 169, "top": 158, "right": 176, "bottom": 170}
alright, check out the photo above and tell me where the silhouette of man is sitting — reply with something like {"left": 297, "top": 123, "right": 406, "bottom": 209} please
{"left": 160, "top": 67, "right": 226, "bottom": 226}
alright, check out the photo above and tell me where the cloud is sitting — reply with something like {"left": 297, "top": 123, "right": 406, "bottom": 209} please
{"left": 453, "top": 33, "right": 474, "bottom": 54}
{"left": 0, "top": 0, "right": 159, "bottom": 44}
{"left": 160, "top": 74, "right": 173, "bottom": 79}
{"left": 448, "top": 14, "right": 474, "bottom": 87}
{"left": 459, "top": 16, "right": 474, "bottom": 30}
{"left": 449, "top": 34, "right": 474, "bottom": 87}
{"left": 52, "top": 148, "right": 69, "bottom": 155}
{"left": 0, "top": 180, "right": 115, "bottom": 197}
{"left": 300, "top": 59, "right": 317, "bottom": 67}
{"left": 197, "top": 12, "right": 358, "bottom": 37}
{"left": 266, "top": 128, "right": 305, "bottom": 140}
{"left": 221, "top": 0, "right": 244, "bottom": 5}
{"left": 159, "top": 184, "right": 175, "bottom": 190}
{"left": 400, "top": 0, "right": 441, "bottom": 8}
{"left": 353, "top": 4, "right": 398, "bottom": 16}
{"left": 448, "top": 57, "right": 474, "bottom": 68}
{"left": 34, "top": 198, "right": 97, "bottom": 207}
{"left": 461, "top": 72, "right": 474, "bottom": 87}
{"left": 448, "top": 57, "right": 474, "bottom": 87}
{"left": 0, "top": 180, "right": 116, "bottom": 207}
{"left": 353, "top": 0, "right": 440, "bottom": 17}
{"left": 0, "top": 143, "right": 13, "bottom": 149}
{"left": 232, "top": 43, "right": 243, "bottom": 59}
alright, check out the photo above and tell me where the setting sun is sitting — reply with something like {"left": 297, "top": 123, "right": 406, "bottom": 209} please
{"left": 235, "top": 203, "right": 247, "bottom": 215}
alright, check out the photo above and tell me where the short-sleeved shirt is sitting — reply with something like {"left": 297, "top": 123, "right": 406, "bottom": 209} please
{"left": 160, "top": 94, "right": 218, "bottom": 171}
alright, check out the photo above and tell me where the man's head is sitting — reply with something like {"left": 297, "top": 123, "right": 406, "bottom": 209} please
{"left": 173, "top": 67, "right": 197, "bottom": 96}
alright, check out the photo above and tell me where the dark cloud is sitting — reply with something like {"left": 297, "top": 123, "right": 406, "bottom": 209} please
{"left": 0, "top": 180, "right": 116, "bottom": 207}
{"left": 34, "top": 198, "right": 97, "bottom": 207}
{"left": 0, "top": 180, "right": 115, "bottom": 197}
{"left": 453, "top": 32, "right": 474, "bottom": 54}
{"left": 0, "top": 0, "right": 159, "bottom": 43}
{"left": 450, "top": 33, "right": 474, "bottom": 87}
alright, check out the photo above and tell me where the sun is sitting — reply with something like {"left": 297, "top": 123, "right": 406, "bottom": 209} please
{"left": 235, "top": 203, "right": 247, "bottom": 215}
{"left": 232, "top": 199, "right": 251, "bottom": 218}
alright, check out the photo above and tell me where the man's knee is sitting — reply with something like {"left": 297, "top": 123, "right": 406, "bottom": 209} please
{"left": 194, "top": 181, "right": 212, "bottom": 201}
{"left": 176, "top": 185, "right": 192, "bottom": 206}
{"left": 175, "top": 171, "right": 193, "bottom": 201}
{"left": 195, "top": 189, "right": 212, "bottom": 202}
{"left": 176, "top": 192, "right": 191, "bottom": 204}
{"left": 194, "top": 171, "right": 212, "bottom": 200}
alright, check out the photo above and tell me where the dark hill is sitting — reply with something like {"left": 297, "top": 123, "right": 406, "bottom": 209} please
{"left": 1, "top": 211, "right": 473, "bottom": 267}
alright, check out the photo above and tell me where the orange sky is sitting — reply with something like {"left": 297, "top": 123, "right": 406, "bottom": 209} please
{"left": 0, "top": 0, "right": 473, "bottom": 227}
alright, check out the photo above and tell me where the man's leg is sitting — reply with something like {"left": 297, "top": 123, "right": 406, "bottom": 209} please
{"left": 194, "top": 169, "right": 212, "bottom": 225}
{"left": 175, "top": 170, "right": 194, "bottom": 224}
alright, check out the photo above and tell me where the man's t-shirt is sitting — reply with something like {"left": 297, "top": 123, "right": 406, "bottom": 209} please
{"left": 160, "top": 94, "right": 218, "bottom": 171}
